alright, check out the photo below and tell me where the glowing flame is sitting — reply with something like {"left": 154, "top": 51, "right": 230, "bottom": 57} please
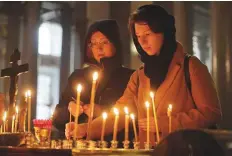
{"left": 77, "top": 84, "right": 82, "bottom": 92}
{"left": 102, "top": 112, "right": 107, "bottom": 119}
{"left": 113, "top": 108, "right": 119, "bottom": 115}
{"left": 150, "top": 91, "right": 155, "bottom": 98}
{"left": 93, "top": 72, "right": 98, "bottom": 81}
{"left": 124, "top": 107, "right": 129, "bottom": 115}
{"left": 130, "top": 113, "right": 135, "bottom": 120}
{"left": 145, "top": 101, "right": 150, "bottom": 108}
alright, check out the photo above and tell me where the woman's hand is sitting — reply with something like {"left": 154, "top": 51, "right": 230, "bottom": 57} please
{"left": 138, "top": 117, "right": 158, "bottom": 132}
{"left": 83, "top": 104, "right": 103, "bottom": 117}
{"left": 68, "top": 101, "right": 84, "bottom": 117}
{"left": 65, "top": 122, "right": 88, "bottom": 139}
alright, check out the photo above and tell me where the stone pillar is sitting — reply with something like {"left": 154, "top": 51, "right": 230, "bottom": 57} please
{"left": 20, "top": 2, "right": 40, "bottom": 120}
{"left": 87, "top": 2, "right": 110, "bottom": 26}
{"left": 59, "top": 3, "right": 72, "bottom": 93}
{"left": 211, "top": 2, "right": 229, "bottom": 129}
{"left": 174, "top": 2, "right": 193, "bottom": 54}
{"left": 110, "top": 2, "right": 131, "bottom": 67}
{"left": 73, "top": 2, "right": 87, "bottom": 69}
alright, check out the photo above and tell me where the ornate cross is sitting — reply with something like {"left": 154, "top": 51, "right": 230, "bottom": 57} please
{"left": 1, "top": 49, "right": 29, "bottom": 112}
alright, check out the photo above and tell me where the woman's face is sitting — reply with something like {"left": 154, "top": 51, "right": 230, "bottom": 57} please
{"left": 134, "top": 22, "right": 164, "bottom": 56}
{"left": 89, "top": 31, "right": 116, "bottom": 63}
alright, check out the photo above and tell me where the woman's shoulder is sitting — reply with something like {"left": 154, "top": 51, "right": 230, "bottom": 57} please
{"left": 189, "top": 56, "right": 208, "bottom": 72}
{"left": 68, "top": 67, "right": 91, "bottom": 81}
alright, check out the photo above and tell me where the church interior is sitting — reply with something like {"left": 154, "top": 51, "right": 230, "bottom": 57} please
{"left": 0, "top": 1, "right": 232, "bottom": 156}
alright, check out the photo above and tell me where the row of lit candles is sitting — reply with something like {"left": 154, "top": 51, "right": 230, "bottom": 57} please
{"left": 0, "top": 90, "right": 32, "bottom": 133}
{"left": 71, "top": 71, "right": 173, "bottom": 144}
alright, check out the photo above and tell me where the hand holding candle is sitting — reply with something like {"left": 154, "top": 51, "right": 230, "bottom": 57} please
{"left": 113, "top": 108, "right": 119, "bottom": 141}
{"left": 101, "top": 112, "right": 107, "bottom": 142}
{"left": 150, "top": 91, "right": 160, "bottom": 143}
{"left": 130, "top": 113, "right": 138, "bottom": 142}
{"left": 167, "top": 104, "right": 172, "bottom": 133}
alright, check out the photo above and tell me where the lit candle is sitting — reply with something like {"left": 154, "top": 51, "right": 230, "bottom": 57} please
{"left": 130, "top": 113, "right": 138, "bottom": 142}
{"left": 145, "top": 101, "right": 150, "bottom": 143}
{"left": 11, "top": 115, "right": 15, "bottom": 133}
{"left": 15, "top": 106, "right": 19, "bottom": 132}
{"left": 24, "top": 91, "right": 28, "bottom": 132}
{"left": 167, "top": 104, "right": 173, "bottom": 133}
{"left": 124, "top": 107, "right": 129, "bottom": 141}
{"left": 27, "top": 90, "right": 31, "bottom": 132}
{"left": 113, "top": 108, "right": 119, "bottom": 141}
{"left": 87, "top": 71, "right": 98, "bottom": 140}
{"left": 150, "top": 91, "right": 160, "bottom": 143}
{"left": 101, "top": 112, "right": 107, "bottom": 142}
{"left": 74, "top": 84, "right": 82, "bottom": 140}
{"left": 3, "top": 111, "right": 6, "bottom": 133}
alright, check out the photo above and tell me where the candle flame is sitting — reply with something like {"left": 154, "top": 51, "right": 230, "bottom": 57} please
{"left": 102, "top": 112, "right": 107, "bottom": 119}
{"left": 93, "top": 72, "right": 98, "bottom": 81}
{"left": 77, "top": 84, "right": 82, "bottom": 92}
{"left": 168, "top": 104, "right": 172, "bottom": 111}
{"left": 16, "top": 106, "right": 19, "bottom": 114}
{"left": 13, "top": 115, "right": 15, "bottom": 120}
{"left": 3, "top": 111, "right": 7, "bottom": 121}
{"left": 25, "top": 91, "right": 28, "bottom": 98}
{"left": 124, "top": 107, "right": 129, "bottom": 115}
{"left": 27, "top": 90, "right": 31, "bottom": 97}
{"left": 113, "top": 108, "right": 119, "bottom": 115}
{"left": 145, "top": 101, "right": 150, "bottom": 108}
{"left": 130, "top": 114, "right": 135, "bottom": 120}
{"left": 150, "top": 91, "right": 155, "bottom": 98}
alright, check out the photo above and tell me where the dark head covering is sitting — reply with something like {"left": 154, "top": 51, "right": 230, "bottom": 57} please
{"left": 83, "top": 19, "right": 122, "bottom": 72}
{"left": 129, "top": 5, "right": 177, "bottom": 90}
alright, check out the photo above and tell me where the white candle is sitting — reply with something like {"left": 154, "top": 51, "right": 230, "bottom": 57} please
{"left": 145, "top": 101, "right": 150, "bottom": 143}
{"left": 124, "top": 107, "right": 129, "bottom": 141}
{"left": 3, "top": 111, "right": 6, "bottom": 133}
{"left": 15, "top": 106, "right": 19, "bottom": 132}
{"left": 27, "top": 90, "right": 31, "bottom": 132}
{"left": 87, "top": 71, "right": 98, "bottom": 140}
{"left": 11, "top": 115, "right": 15, "bottom": 133}
{"left": 101, "top": 112, "right": 107, "bottom": 142}
{"left": 74, "top": 84, "right": 82, "bottom": 140}
{"left": 150, "top": 91, "right": 160, "bottom": 143}
{"left": 113, "top": 108, "right": 119, "bottom": 141}
{"left": 167, "top": 104, "right": 173, "bottom": 133}
{"left": 130, "top": 113, "right": 138, "bottom": 142}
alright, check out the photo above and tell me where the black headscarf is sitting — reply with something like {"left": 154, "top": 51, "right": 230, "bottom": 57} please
{"left": 130, "top": 5, "right": 177, "bottom": 90}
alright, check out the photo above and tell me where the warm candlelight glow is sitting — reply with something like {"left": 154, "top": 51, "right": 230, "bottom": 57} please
{"left": 124, "top": 107, "right": 129, "bottom": 115}
{"left": 149, "top": 91, "right": 154, "bottom": 98}
{"left": 168, "top": 104, "right": 172, "bottom": 111}
{"left": 145, "top": 101, "right": 150, "bottom": 108}
{"left": 130, "top": 114, "right": 135, "bottom": 120}
{"left": 27, "top": 90, "right": 31, "bottom": 97}
{"left": 113, "top": 108, "right": 119, "bottom": 115}
{"left": 25, "top": 91, "right": 28, "bottom": 98}
{"left": 93, "top": 72, "right": 98, "bottom": 81}
{"left": 102, "top": 112, "right": 107, "bottom": 119}
{"left": 168, "top": 104, "right": 173, "bottom": 133}
{"left": 16, "top": 106, "right": 19, "bottom": 114}
{"left": 3, "top": 111, "right": 6, "bottom": 121}
{"left": 77, "top": 84, "right": 82, "bottom": 93}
